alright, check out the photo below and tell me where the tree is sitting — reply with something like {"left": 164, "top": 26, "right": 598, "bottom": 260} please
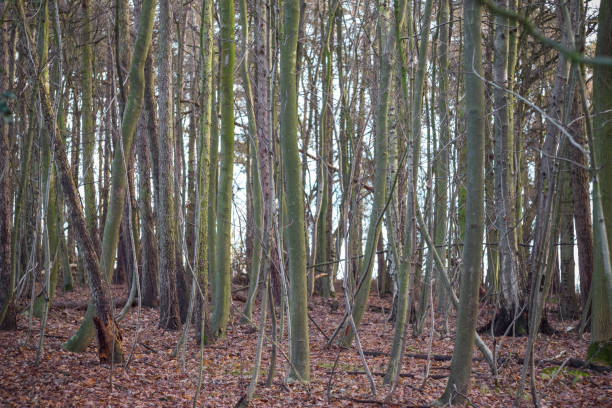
{"left": 590, "top": 0, "right": 612, "bottom": 363}
{"left": 62, "top": 0, "right": 157, "bottom": 352}
{"left": 15, "top": 0, "right": 125, "bottom": 362}
{"left": 156, "top": 0, "right": 181, "bottom": 330}
{"left": 195, "top": 0, "right": 213, "bottom": 342}
{"left": 342, "top": 2, "right": 390, "bottom": 348}
{"left": 0, "top": 7, "right": 15, "bottom": 330}
{"left": 437, "top": 0, "right": 486, "bottom": 403}
{"left": 209, "top": 0, "right": 235, "bottom": 340}
{"left": 280, "top": 0, "right": 310, "bottom": 382}
{"left": 239, "top": 0, "right": 263, "bottom": 321}
{"left": 492, "top": 0, "right": 520, "bottom": 324}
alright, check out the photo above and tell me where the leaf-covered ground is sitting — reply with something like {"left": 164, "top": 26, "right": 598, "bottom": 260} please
{"left": 1, "top": 285, "right": 610, "bottom": 407}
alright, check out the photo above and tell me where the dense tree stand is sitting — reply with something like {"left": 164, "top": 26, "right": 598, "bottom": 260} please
{"left": 4, "top": 0, "right": 612, "bottom": 405}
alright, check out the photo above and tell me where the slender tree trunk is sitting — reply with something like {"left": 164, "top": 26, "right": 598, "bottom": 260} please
{"left": 137, "top": 66, "right": 159, "bottom": 308}
{"left": 590, "top": 0, "right": 612, "bottom": 361}
{"left": 437, "top": 0, "right": 485, "bottom": 403}
{"left": 0, "top": 10, "right": 15, "bottom": 330}
{"left": 342, "top": 4, "right": 390, "bottom": 347}
{"left": 173, "top": 2, "right": 188, "bottom": 323}
{"left": 558, "top": 156, "right": 578, "bottom": 319}
{"left": 115, "top": 0, "right": 130, "bottom": 113}
{"left": 82, "top": 0, "right": 97, "bottom": 247}
{"left": 62, "top": 0, "right": 157, "bottom": 351}
{"left": 280, "top": 0, "right": 310, "bottom": 382}
{"left": 493, "top": 0, "right": 520, "bottom": 320}
{"left": 568, "top": 109, "right": 592, "bottom": 305}
{"left": 434, "top": 0, "right": 451, "bottom": 317}
{"left": 209, "top": 0, "right": 235, "bottom": 340}
{"left": 15, "top": 0, "right": 125, "bottom": 362}
{"left": 313, "top": 0, "right": 339, "bottom": 298}
{"left": 207, "top": 76, "right": 219, "bottom": 302}
{"left": 157, "top": 0, "right": 181, "bottom": 331}
{"left": 386, "top": 0, "right": 432, "bottom": 383}
{"left": 195, "top": 0, "right": 213, "bottom": 343}
{"left": 240, "top": 0, "right": 263, "bottom": 321}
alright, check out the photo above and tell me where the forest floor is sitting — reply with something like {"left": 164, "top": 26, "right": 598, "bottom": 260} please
{"left": 1, "top": 284, "right": 611, "bottom": 407}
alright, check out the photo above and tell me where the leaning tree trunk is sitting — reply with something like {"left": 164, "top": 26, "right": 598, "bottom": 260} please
{"left": 437, "top": 0, "right": 486, "bottom": 403}
{"left": 15, "top": 0, "right": 125, "bottom": 362}
{"left": 61, "top": 0, "right": 157, "bottom": 352}
{"left": 280, "top": 0, "right": 310, "bottom": 383}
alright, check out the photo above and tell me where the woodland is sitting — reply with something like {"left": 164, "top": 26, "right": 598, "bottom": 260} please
{"left": 0, "top": 0, "right": 612, "bottom": 406}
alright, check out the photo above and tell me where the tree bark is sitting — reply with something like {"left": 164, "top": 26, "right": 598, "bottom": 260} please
{"left": 0, "top": 10, "right": 16, "bottom": 330}
{"left": 493, "top": 0, "right": 520, "bottom": 319}
{"left": 156, "top": 0, "right": 181, "bottom": 331}
{"left": 62, "top": 0, "right": 157, "bottom": 351}
{"left": 590, "top": 0, "right": 612, "bottom": 360}
{"left": 209, "top": 0, "right": 235, "bottom": 340}
{"left": 280, "top": 0, "right": 310, "bottom": 382}
{"left": 438, "top": 0, "right": 485, "bottom": 403}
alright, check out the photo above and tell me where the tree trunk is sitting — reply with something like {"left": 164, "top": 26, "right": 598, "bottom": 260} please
{"left": 559, "top": 153, "right": 578, "bottom": 319}
{"left": 280, "top": 0, "right": 310, "bottom": 382}
{"left": 342, "top": 3, "right": 390, "bottom": 347}
{"left": 62, "top": 0, "right": 157, "bottom": 351}
{"left": 209, "top": 0, "right": 235, "bottom": 340}
{"left": 195, "top": 0, "right": 213, "bottom": 343}
{"left": 590, "top": 0, "right": 612, "bottom": 363}
{"left": 434, "top": 0, "right": 451, "bottom": 317}
{"left": 493, "top": 0, "right": 520, "bottom": 320}
{"left": 568, "top": 113, "right": 592, "bottom": 306}
{"left": 240, "top": 0, "right": 263, "bottom": 321}
{"left": 137, "top": 68, "right": 159, "bottom": 308}
{"left": 438, "top": 0, "right": 485, "bottom": 403}
{"left": 156, "top": 0, "right": 181, "bottom": 331}
{"left": 0, "top": 11, "right": 16, "bottom": 330}
{"left": 15, "top": 0, "right": 124, "bottom": 361}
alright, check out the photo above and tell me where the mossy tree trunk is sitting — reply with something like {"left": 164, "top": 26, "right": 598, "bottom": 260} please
{"left": 437, "top": 0, "right": 486, "bottom": 403}
{"left": 280, "top": 0, "right": 310, "bottom": 382}
{"left": 15, "top": 0, "right": 125, "bottom": 362}
{"left": 590, "top": 0, "right": 612, "bottom": 363}
{"left": 62, "top": 0, "right": 157, "bottom": 352}
{"left": 195, "top": 0, "right": 213, "bottom": 342}
{"left": 209, "top": 0, "right": 235, "bottom": 340}
{"left": 341, "top": 3, "right": 390, "bottom": 348}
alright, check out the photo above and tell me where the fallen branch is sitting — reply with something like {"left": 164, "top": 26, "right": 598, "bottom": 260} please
{"left": 331, "top": 370, "right": 448, "bottom": 380}
{"left": 363, "top": 350, "right": 484, "bottom": 362}
{"left": 331, "top": 396, "right": 431, "bottom": 407}
{"left": 514, "top": 356, "right": 612, "bottom": 374}
{"left": 51, "top": 298, "right": 136, "bottom": 311}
